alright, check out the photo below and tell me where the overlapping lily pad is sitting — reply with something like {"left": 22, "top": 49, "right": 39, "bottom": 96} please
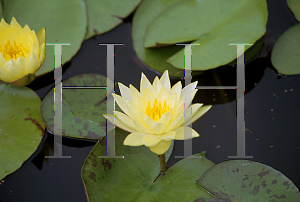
{"left": 132, "top": 0, "right": 267, "bottom": 77}
{"left": 41, "top": 74, "right": 113, "bottom": 140}
{"left": 271, "top": 24, "right": 300, "bottom": 75}
{"left": 3, "top": 0, "right": 87, "bottom": 77}
{"left": 82, "top": 128, "right": 215, "bottom": 201}
{"left": 143, "top": 0, "right": 268, "bottom": 71}
{"left": 132, "top": 0, "right": 202, "bottom": 78}
{"left": 85, "top": 0, "right": 142, "bottom": 39}
{"left": 287, "top": 0, "right": 300, "bottom": 21}
{"left": 0, "top": 83, "right": 45, "bottom": 180}
{"left": 196, "top": 160, "right": 300, "bottom": 201}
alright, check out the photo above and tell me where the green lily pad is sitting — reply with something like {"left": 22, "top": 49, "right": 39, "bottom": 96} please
{"left": 271, "top": 24, "right": 300, "bottom": 75}
{"left": 85, "top": 0, "right": 142, "bottom": 39}
{"left": 3, "top": 0, "right": 87, "bottom": 76}
{"left": 287, "top": 0, "right": 300, "bottom": 21}
{"left": 41, "top": 74, "right": 114, "bottom": 140}
{"left": 0, "top": 1, "right": 3, "bottom": 18}
{"left": 197, "top": 160, "right": 300, "bottom": 201}
{"left": 82, "top": 127, "right": 215, "bottom": 201}
{"left": 132, "top": 0, "right": 204, "bottom": 78}
{"left": 144, "top": 0, "right": 268, "bottom": 71}
{"left": 0, "top": 83, "right": 45, "bottom": 180}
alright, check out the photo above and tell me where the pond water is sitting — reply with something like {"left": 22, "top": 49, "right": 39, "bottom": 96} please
{"left": 0, "top": 0, "right": 299, "bottom": 201}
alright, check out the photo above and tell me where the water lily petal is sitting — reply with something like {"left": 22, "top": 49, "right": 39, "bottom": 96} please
{"left": 182, "top": 104, "right": 211, "bottom": 126}
{"left": 139, "top": 109, "right": 157, "bottom": 129}
{"left": 4, "top": 59, "right": 24, "bottom": 80}
{"left": 174, "top": 127, "right": 200, "bottom": 140}
{"left": 140, "top": 72, "right": 152, "bottom": 95}
{"left": 0, "top": 54, "right": 13, "bottom": 82}
{"left": 151, "top": 76, "right": 162, "bottom": 96}
{"left": 143, "top": 87, "right": 155, "bottom": 105}
{"left": 36, "top": 27, "right": 45, "bottom": 46}
{"left": 10, "top": 17, "right": 23, "bottom": 32}
{"left": 157, "top": 87, "right": 169, "bottom": 104}
{"left": 160, "top": 70, "right": 171, "bottom": 91}
{"left": 150, "top": 122, "right": 166, "bottom": 134}
{"left": 142, "top": 134, "right": 161, "bottom": 147}
{"left": 157, "top": 110, "right": 172, "bottom": 126}
{"left": 38, "top": 43, "right": 46, "bottom": 66}
{"left": 118, "top": 82, "right": 132, "bottom": 102}
{"left": 130, "top": 84, "right": 141, "bottom": 106}
{"left": 165, "top": 114, "right": 184, "bottom": 132}
{"left": 106, "top": 113, "right": 137, "bottom": 133}
{"left": 171, "top": 100, "right": 184, "bottom": 121}
{"left": 158, "top": 131, "right": 176, "bottom": 141}
{"left": 170, "top": 81, "right": 182, "bottom": 103}
{"left": 138, "top": 96, "right": 148, "bottom": 112}
{"left": 114, "top": 111, "right": 137, "bottom": 131}
{"left": 166, "top": 92, "right": 177, "bottom": 110}
{"left": 149, "top": 140, "right": 172, "bottom": 155}
{"left": 181, "top": 81, "right": 198, "bottom": 97}
{"left": 112, "top": 93, "right": 130, "bottom": 115}
{"left": 0, "top": 18, "right": 10, "bottom": 28}
{"left": 133, "top": 120, "right": 153, "bottom": 134}
{"left": 26, "top": 51, "right": 39, "bottom": 73}
{"left": 124, "top": 132, "right": 146, "bottom": 146}
{"left": 180, "top": 89, "right": 198, "bottom": 109}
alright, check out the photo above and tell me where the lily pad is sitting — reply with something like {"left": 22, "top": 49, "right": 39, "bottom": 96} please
{"left": 3, "top": 0, "right": 87, "bottom": 76}
{"left": 132, "top": 0, "right": 203, "bottom": 78}
{"left": 41, "top": 74, "right": 114, "bottom": 140}
{"left": 85, "top": 0, "right": 142, "bottom": 39}
{"left": 287, "top": 0, "right": 300, "bottom": 21}
{"left": 82, "top": 127, "right": 215, "bottom": 201}
{"left": 271, "top": 24, "right": 300, "bottom": 75}
{"left": 197, "top": 160, "right": 300, "bottom": 201}
{"left": 0, "top": 83, "right": 45, "bottom": 180}
{"left": 0, "top": 1, "right": 2, "bottom": 18}
{"left": 144, "top": 0, "right": 268, "bottom": 71}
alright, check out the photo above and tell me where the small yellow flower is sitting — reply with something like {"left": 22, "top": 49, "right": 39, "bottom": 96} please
{"left": 106, "top": 70, "right": 212, "bottom": 155}
{"left": 0, "top": 17, "right": 45, "bottom": 86}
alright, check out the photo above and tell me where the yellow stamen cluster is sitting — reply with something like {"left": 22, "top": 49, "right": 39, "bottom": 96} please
{"left": 0, "top": 40, "right": 28, "bottom": 61}
{"left": 145, "top": 98, "right": 170, "bottom": 121}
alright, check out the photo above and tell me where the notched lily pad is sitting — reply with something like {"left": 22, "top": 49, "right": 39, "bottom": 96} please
{"left": 271, "top": 24, "right": 300, "bottom": 75}
{"left": 82, "top": 127, "right": 215, "bottom": 201}
{"left": 132, "top": 0, "right": 203, "bottom": 78}
{"left": 0, "top": 83, "right": 45, "bottom": 180}
{"left": 197, "top": 160, "right": 300, "bottom": 201}
{"left": 41, "top": 74, "right": 114, "bottom": 140}
{"left": 143, "top": 0, "right": 268, "bottom": 71}
{"left": 85, "top": 0, "right": 142, "bottom": 39}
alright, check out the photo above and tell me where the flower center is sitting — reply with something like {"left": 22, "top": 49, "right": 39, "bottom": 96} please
{"left": 145, "top": 98, "right": 170, "bottom": 121}
{"left": 0, "top": 40, "right": 28, "bottom": 61}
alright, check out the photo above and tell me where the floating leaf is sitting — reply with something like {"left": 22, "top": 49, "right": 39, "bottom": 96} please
{"left": 197, "top": 160, "right": 300, "bottom": 201}
{"left": 287, "top": 0, "right": 300, "bottom": 21}
{"left": 41, "top": 74, "right": 113, "bottom": 140}
{"left": 0, "top": 1, "right": 2, "bottom": 18}
{"left": 0, "top": 83, "right": 45, "bottom": 180}
{"left": 85, "top": 0, "right": 142, "bottom": 39}
{"left": 3, "top": 0, "right": 87, "bottom": 76}
{"left": 82, "top": 127, "right": 215, "bottom": 201}
{"left": 144, "top": 0, "right": 268, "bottom": 71}
{"left": 132, "top": 0, "right": 203, "bottom": 78}
{"left": 271, "top": 24, "right": 300, "bottom": 75}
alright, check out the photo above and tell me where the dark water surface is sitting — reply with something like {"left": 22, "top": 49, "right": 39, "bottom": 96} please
{"left": 1, "top": 0, "right": 300, "bottom": 201}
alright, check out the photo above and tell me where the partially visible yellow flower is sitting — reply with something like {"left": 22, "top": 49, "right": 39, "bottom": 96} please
{"left": 105, "top": 70, "right": 212, "bottom": 155}
{"left": 0, "top": 17, "right": 45, "bottom": 86}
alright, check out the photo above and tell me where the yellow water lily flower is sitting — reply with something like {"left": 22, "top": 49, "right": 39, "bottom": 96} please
{"left": 106, "top": 70, "right": 212, "bottom": 155}
{"left": 0, "top": 17, "right": 45, "bottom": 86}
